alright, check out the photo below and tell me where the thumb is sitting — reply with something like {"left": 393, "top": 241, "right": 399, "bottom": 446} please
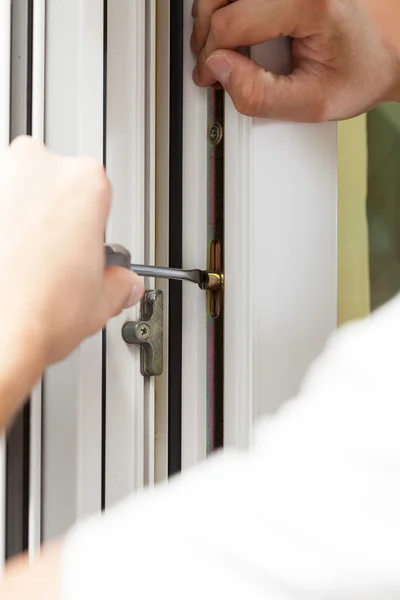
{"left": 102, "top": 266, "right": 144, "bottom": 318}
{"left": 206, "top": 50, "right": 327, "bottom": 122}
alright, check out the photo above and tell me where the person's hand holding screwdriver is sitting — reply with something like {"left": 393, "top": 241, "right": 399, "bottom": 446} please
{"left": 192, "top": 0, "right": 400, "bottom": 122}
{"left": 0, "top": 137, "right": 144, "bottom": 430}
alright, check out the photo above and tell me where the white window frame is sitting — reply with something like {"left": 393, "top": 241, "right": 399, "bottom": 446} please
{"left": 104, "top": 0, "right": 156, "bottom": 505}
{"left": 156, "top": 0, "right": 258, "bottom": 472}
{"left": 42, "top": 0, "right": 106, "bottom": 541}
{"left": 29, "top": 0, "right": 46, "bottom": 558}
{"left": 179, "top": 6, "right": 337, "bottom": 460}
{"left": 1, "top": 0, "right": 337, "bottom": 556}
{"left": 181, "top": 0, "right": 208, "bottom": 469}
{"left": 42, "top": 0, "right": 157, "bottom": 540}
{"left": 154, "top": 0, "right": 170, "bottom": 483}
{"left": 251, "top": 40, "right": 337, "bottom": 418}
{"left": 0, "top": 0, "right": 11, "bottom": 571}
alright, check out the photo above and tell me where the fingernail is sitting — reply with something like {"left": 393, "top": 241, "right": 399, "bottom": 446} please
{"left": 125, "top": 281, "right": 144, "bottom": 308}
{"left": 206, "top": 56, "right": 231, "bottom": 87}
{"left": 190, "top": 33, "right": 197, "bottom": 54}
{"left": 192, "top": 64, "right": 200, "bottom": 84}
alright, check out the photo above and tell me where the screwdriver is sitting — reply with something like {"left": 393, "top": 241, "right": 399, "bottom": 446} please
{"left": 105, "top": 243, "right": 222, "bottom": 292}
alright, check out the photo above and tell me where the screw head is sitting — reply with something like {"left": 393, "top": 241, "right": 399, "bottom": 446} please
{"left": 136, "top": 322, "right": 151, "bottom": 341}
{"left": 209, "top": 122, "right": 223, "bottom": 145}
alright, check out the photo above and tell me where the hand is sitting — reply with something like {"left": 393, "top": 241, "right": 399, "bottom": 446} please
{"left": 364, "top": 0, "right": 400, "bottom": 55}
{"left": 0, "top": 137, "right": 144, "bottom": 373}
{"left": 191, "top": 0, "right": 400, "bottom": 122}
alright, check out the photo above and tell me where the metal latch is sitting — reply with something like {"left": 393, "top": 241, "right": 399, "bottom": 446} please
{"left": 121, "top": 289, "right": 163, "bottom": 377}
{"left": 105, "top": 243, "right": 224, "bottom": 378}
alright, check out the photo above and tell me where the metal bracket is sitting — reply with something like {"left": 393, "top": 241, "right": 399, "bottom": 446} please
{"left": 121, "top": 289, "right": 163, "bottom": 377}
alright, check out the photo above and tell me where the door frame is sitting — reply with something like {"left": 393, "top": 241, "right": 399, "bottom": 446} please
{"left": 251, "top": 41, "right": 337, "bottom": 418}
{"left": 177, "top": 12, "right": 337, "bottom": 461}
{"left": 41, "top": 0, "right": 157, "bottom": 540}
{"left": 0, "top": 0, "right": 337, "bottom": 558}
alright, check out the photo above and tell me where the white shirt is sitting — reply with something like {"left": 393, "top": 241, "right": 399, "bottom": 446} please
{"left": 61, "top": 294, "right": 400, "bottom": 599}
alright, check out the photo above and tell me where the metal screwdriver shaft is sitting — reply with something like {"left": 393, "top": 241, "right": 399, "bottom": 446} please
{"left": 130, "top": 265, "right": 207, "bottom": 288}
{"left": 105, "top": 243, "right": 221, "bottom": 291}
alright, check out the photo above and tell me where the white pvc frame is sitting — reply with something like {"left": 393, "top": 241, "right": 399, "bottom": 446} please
{"left": 155, "top": 0, "right": 211, "bottom": 474}
{"left": 105, "top": 0, "right": 156, "bottom": 506}
{"left": 42, "top": 0, "right": 105, "bottom": 541}
{"left": 225, "top": 42, "right": 337, "bottom": 443}
{"left": 0, "top": 0, "right": 11, "bottom": 570}
{"left": 251, "top": 41, "right": 337, "bottom": 418}
{"left": 29, "top": 0, "right": 46, "bottom": 558}
{"left": 154, "top": 0, "right": 170, "bottom": 483}
{"left": 145, "top": 0, "right": 157, "bottom": 488}
{"left": 180, "top": 17, "right": 337, "bottom": 457}
{"left": 180, "top": 0, "right": 256, "bottom": 461}
{"left": 42, "top": 0, "right": 157, "bottom": 535}
{"left": 181, "top": 0, "right": 208, "bottom": 470}
{"left": 226, "top": 44, "right": 337, "bottom": 429}
{"left": 224, "top": 100, "right": 254, "bottom": 448}
{"left": 1, "top": 0, "right": 336, "bottom": 555}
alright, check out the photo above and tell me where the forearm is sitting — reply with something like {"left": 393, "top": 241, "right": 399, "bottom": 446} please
{"left": 0, "top": 542, "right": 62, "bottom": 599}
{"left": 0, "top": 327, "right": 44, "bottom": 432}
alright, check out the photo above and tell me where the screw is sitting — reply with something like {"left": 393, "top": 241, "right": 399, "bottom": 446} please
{"left": 209, "top": 122, "right": 223, "bottom": 145}
{"left": 136, "top": 323, "right": 151, "bottom": 341}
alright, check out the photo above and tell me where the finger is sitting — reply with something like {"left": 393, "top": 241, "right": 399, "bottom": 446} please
{"left": 191, "top": 0, "right": 230, "bottom": 55}
{"left": 206, "top": 50, "right": 328, "bottom": 122}
{"left": 102, "top": 266, "right": 144, "bottom": 319}
{"left": 9, "top": 135, "right": 43, "bottom": 154}
{"left": 193, "top": 0, "right": 321, "bottom": 87}
{"left": 193, "top": 0, "right": 284, "bottom": 87}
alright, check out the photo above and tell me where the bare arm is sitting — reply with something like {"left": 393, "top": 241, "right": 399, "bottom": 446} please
{"left": 0, "top": 544, "right": 61, "bottom": 599}
{"left": 0, "top": 136, "right": 144, "bottom": 596}
{"left": 0, "top": 137, "right": 143, "bottom": 432}
{"left": 0, "top": 332, "right": 43, "bottom": 433}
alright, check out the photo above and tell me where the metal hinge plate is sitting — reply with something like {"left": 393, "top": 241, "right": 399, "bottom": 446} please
{"left": 121, "top": 289, "right": 163, "bottom": 377}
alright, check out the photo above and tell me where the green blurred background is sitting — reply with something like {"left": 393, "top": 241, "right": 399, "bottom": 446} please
{"left": 338, "top": 103, "right": 400, "bottom": 324}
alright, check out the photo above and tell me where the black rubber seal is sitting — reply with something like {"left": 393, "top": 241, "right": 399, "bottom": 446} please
{"left": 168, "top": 0, "right": 184, "bottom": 477}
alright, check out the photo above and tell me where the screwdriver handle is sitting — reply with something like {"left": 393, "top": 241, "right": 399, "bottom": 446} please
{"left": 105, "top": 243, "right": 131, "bottom": 269}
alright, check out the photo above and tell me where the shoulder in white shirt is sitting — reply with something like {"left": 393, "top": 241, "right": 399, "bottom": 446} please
{"left": 62, "top": 294, "right": 400, "bottom": 600}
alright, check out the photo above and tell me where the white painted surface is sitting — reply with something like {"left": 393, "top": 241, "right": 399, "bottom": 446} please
{"left": 105, "top": 0, "right": 153, "bottom": 505}
{"left": 154, "top": 0, "right": 170, "bottom": 483}
{"left": 29, "top": 0, "right": 46, "bottom": 558}
{"left": 31, "top": 0, "right": 46, "bottom": 141}
{"left": 181, "top": 0, "right": 208, "bottom": 470}
{"left": 144, "top": 0, "right": 157, "bottom": 488}
{"left": 224, "top": 101, "right": 254, "bottom": 449}
{"left": 36, "top": 0, "right": 156, "bottom": 538}
{"left": 0, "top": 0, "right": 11, "bottom": 569}
{"left": 180, "top": 33, "right": 336, "bottom": 451}
{"left": 252, "top": 40, "right": 337, "bottom": 417}
{"left": 43, "top": 0, "right": 104, "bottom": 540}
